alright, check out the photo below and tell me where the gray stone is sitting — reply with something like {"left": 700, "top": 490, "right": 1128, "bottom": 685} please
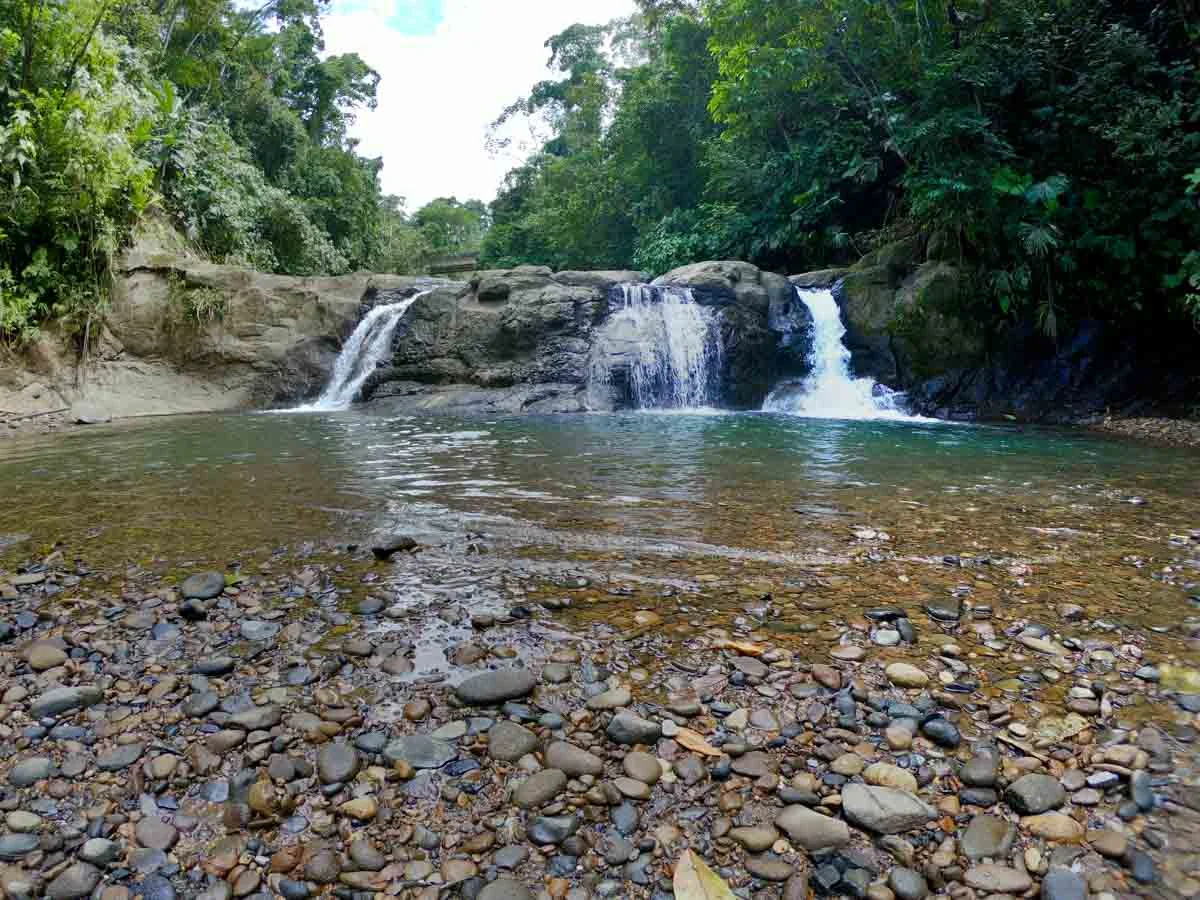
{"left": 775, "top": 805, "right": 851, "bottom": 850}
{"left": 477, "top": 879, "right": 535, "bottom": 900}
{"left": 317, "top": 744, "right": 360, "bottom": 785}
{"left": 528, "top": 814, "right": 580, "bottom": 845}
{"left": 488, "top": 721, "right": 539, "bottom": 762}
{"left": 964, "top": 865, "right": 1033, "bottom": 894}
{"left": 545, "top": 741, "right": 604, "bottom": 776}
{"left": 960, "top": 814, "right": 1017, "bottom": 861}
{"left": 960, "top": 748, "right": 999, "bottom": 787}
{"left": 180, "top": 572, "right": 225, "bottom": 600}
{"left": 841, "top": 784, "right": 936, "bottom": 834}
{"left": 46, "top": 863, "right": 101, "bottom": 899}
{"left": 455, "top": 669, "right": 537, "bottom": 706}
{"left": 240, "top": 620, "right": 281, "bottom": 642}
{"left": 0, "top": 833, "right": 39, "bottom": 861}
{"left": 383, "top": 735, "right": 456, "bottom": 769}
{"left": 1006, "top": 773, "right": 1066, "bottom": 814}
{"left": 79, "top": 838, "right": 121, "bottom": 865}
{"left": 136, "top": 818, "right": 178, "bottom": 851}
{"left": 30, "top": 685, "right": 104, "bottom": 719}
{"left": 513, "top": 769, "right": 567, "bottom": 809}
{"left": 229, "top": 704, "right": 282, "bottom": 730}
{"left": 606, "top": 712, "right": 661, "bottom": 745}
{"left": 890, "top": 868, "right": 929, "bottom": 900}
{"left": 8, "top": 756, "right": 52, "bottom": 786}
{"left": 1042, "top": 867, "right": 1087, "bottom": 900}
{"left": 97, "top": 743, "right": 145, "bottom": 771}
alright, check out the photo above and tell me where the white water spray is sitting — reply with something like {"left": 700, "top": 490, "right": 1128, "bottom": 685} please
{"left": 293, "top": 290, "right": 429, "bottom": 412}
{"left": 764, "top": 286, "right": 912, "bottom": 420}
{"left": 589, "top": 284, "right": 721, "bottom": 409}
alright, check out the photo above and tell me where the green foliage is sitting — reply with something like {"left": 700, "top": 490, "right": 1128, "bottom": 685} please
{"left": 167, "top": 273, "right": 225, "bottom": 326}
{"left": 487, "top": 0, "right": 1200, "bottom": 337}
{"left": 0, "top": 0, "right": 461, "bottom": 341}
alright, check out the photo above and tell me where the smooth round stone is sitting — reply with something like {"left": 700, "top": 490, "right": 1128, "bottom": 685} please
{"left": 79, "top": 838, "right": 120, "bottom": 865}
{"left": 885, "top": 664, "right": 928, "bottom": 688}
{"left": 0, "top": 833, "right": 40, "bottom": 861}
{"left": 889, "top": 867, "right": 929, "bottom": 900}
{"left": 831, "top": 646, "right": 866, "bottom": 661}
{"left": 606, "top": 712, "right": 661, "bottom": 745}
{"left": 383, "top": 736, "right": 456, "bottom": 769}
{"left": 960, "top": 814, "right": 1016, "bottom": 860}
{"left": 1042, "top": 867, "right": 1086, "bottom": 900}
{"left": 873, "top": 629, "right": 901, "bottom": 647}
{"left": 26, "top": 641, "right": 67, "bottom": 671}
{"left": 1006, "top": 774, "right": 1066, "bottom": 814}
{"left": 488, "top": 722, "right": 539, "bottom": 762}
{"left": 454, "top": 670, "right": 537, "bottom": 706}
{"left": 1023, "top": 813, "right": 1084, "bottom": 842}
{"left": 775, "top": 805, "right": 850, "bottom": 850}
{"left": 841, "top": 784, "right": 936, "bottom": 834}
{"left": 8, "top": 756, "right": 52, "bottom": 787}
{"left": 1088, "top": 828, "right": 1128, "bottom": 859}
{"left": 135, "top": 818, "right": 178, "bottom": 851}
{"left": 477, "top": 879, "right": 535, "bottom": 900}
{"left": 513, "top": 769, "right": 567, "bottom": 809}
{"left": 180, "top": 572, "right": 225, "bottom": 600}
{"left": 613, "top": 777, "right": 651, "bottom": 800}
{"left": 239, "top": 620, "right": 280, "bottom": 642}
{"left": 545, "top": 742, "right": 603, "bottom": 777}
{"left": 964, "top": 866, "right": 1031, "bottom": 894}
{"left": 46, "top": 863, "right": 102, "bottom": 899}
{"left": 5, "top": 811, "right": 41, "bottom": 832}
{"left": 622, "top": 751, "right": 661, "bottom": 785}
{"left": 729, "top": 825, "right": 779, "bottom": 853}
{"left": 961, "top": 749, "right": 999, "bottom": 787}
{"left": 746, "top": 854, "right": 794, "bottom": 882}
{"left": 528, "top": 814, "right": 580, "bottom": 845}
{"left": 864, "top": 762, "right": 918, "bottom": 794}
{"left": 317, "top": 744, "right": 360, "bottom": 784}
{"left": 921, "top": 718, "right": 960, "bottom": 748}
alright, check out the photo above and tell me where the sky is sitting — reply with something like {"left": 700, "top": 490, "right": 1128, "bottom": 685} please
{"left": 321, "top": 0, "right": 637, "bottom": 212}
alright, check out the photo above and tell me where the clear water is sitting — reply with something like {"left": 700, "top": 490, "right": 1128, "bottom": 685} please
{"left": 764, "top": 286, "right": 915, "bottom": 420}
{"left": 589, "top": 285, "right": 721, "bottom": 409}
{"left": 292, "top": 291, "right": 428, "bottom": 411}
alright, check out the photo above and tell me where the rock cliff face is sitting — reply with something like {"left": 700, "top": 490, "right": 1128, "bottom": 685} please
{"left": 363, "top": 260, "right": 812, "bottom": 414}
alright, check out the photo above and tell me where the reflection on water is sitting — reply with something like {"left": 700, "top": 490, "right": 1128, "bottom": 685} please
{"left": 0, "top": 410, "right": 1196, "bottom": 567}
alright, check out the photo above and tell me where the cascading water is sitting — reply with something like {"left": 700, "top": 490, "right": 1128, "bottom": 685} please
{"left": 588, "top": 284, "right": 722, "bottom": 409}
{"left": 763, "top": 286, "right": 911, "bottom": 420}
{"left": 293, "top": 290, "right": 430, "bottom": 412}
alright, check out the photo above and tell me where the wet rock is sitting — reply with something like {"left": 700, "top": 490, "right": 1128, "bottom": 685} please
{"left": 79, "top": 838, "right": 120, "bottom": 865}
{"left": 384, "top": 735, "right": 457, "bottom": 769}
{"left": 776, "top": 805, "right": 851, "bottom": 850}
{"left": 514, "top": 769, "right": 568, "bottom": 808}
{"left": 746, "top": 854, "right": 794, "bottom": 882}
{"left": 960, "top": 748, "right": 999, "bottom": 787}
{"left": 960, "top": 814, "right": 1017, "bottom": 861}
{"left": 317, "top": 743, "right": 360, "bottom": 785}
{"left": 1006, "top": 774, "right": 1066, "bottom": 814}
{"left": 46, "top": 863, "right": 102, "bottom": 899}
{"left": 545, "top": 741, "right": 604, "bottom": 776}
{"left": 8, "top": 757, "right": 52, "bottom": 787}
{"left": 920, "top": 718, "right": 960, "bottom": 748}
{"left": 889, "top": 868, "right": 929, "bottom": 900}
{"left": 925, "top": 597, "right": 961, "bottom": 622}
{"left": 135, "top": 818, "right": 178, "bottom": 851}
{"left": 528, "top": 814, "right": 580, "bottom": 845}
{"left": 488, "top": 721, "right": 539, "bottom": 761}
{"left": 477, "top": 880, "right": 535, "bottom": 900}
{"left": 842, "top": 784, "right": 936, "bottom": 834}
{"left": 1042, "top": 867, "right": 1087, "bottom": 900}
{"left": 964, "top": 865, "right": 1033, "bottom": 894}
{"left": 606, "top": 712, "right": 661, "bottom": 745}
{"left": 240, "top": 620, "right": 280, "bottom": 641}
{"left": 885, "top": 664, "right": 928, "bottom": 688}
{"left": 180, "top": 571, "right": 225, "bottom": 600}
{"left": 30, "top": 685, "right": 104, "bottom": 718}
{"left": 0, "top": 833, "right": 40, "bottom": 861}
{"left": 586, "top": 686, "right": 632, "bottom": 710}
{"left": 455, "top": 669, "right": 537, "bottom": 706}
{"left": 371, "top": 536, "right": 418, "bottom": 560}
{"left": 97, "top": 743, "right": 145, "bottom": 771}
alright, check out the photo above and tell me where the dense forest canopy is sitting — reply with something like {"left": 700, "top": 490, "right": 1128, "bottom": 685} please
{"left": 1, "top": 0, "right": 1197, "bottom": 346}
{"left": 482, "top": 0, "right": 1200, "bottom": 337}
{"left": 0, "top": 0, "right": 486, "bottom": 342}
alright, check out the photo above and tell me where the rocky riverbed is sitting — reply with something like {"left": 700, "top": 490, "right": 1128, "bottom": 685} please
{"left": 2, "top": 523, "right": 1199, "bottom": 900}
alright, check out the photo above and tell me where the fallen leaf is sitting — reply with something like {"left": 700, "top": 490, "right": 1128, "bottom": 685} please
{"left": 674, "top": 849, "right": 736, "bottom": 900}
{"left": 674, "top": 728, "right": 722, "bottom": 757}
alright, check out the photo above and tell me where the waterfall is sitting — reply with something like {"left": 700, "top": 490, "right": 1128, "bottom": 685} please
{"left": 763, "top": 286, "right": 911, "bottom": 420}
{"left": 294, "top": 291, "right": 429, "bottom": 411}
{"left": 589, "top": 284, "right": 722, "bottom": 410}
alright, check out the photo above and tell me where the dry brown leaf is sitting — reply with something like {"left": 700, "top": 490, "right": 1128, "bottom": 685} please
{"left": 674, "top": 849, "right": 737, "bottom": 900}
{"left": 713, "top": 638, "right": 766, "bottom": 656}
{"left": 674, "top": 728, "right": 722, "bottom": 758}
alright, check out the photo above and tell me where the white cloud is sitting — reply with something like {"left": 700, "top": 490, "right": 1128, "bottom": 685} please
{"left": 321, "top": 0, "right": 636, "bottom": 211}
